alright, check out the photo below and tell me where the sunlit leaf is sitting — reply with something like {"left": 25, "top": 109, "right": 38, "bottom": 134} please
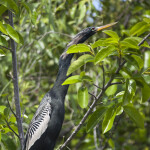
{"left": 78, "top": 86, "right": 89, "bottom": 108}
{"left": 0, "top": 49, "right": 5, "bottom": 57}
{"left": 120, "top": 37, "right": 139, "bottom": 49}
{"left": 105, "top": 79, "right": 118, "bottom": 96}
{"left": 91, "top": 39, "right": 107, "bottom": 49}
{"left": 0, "top": 105, "right": 6, "bottom": 114}
{"left": 130, "top": 21, "right": 150, "bottom": 36}
{"left": 103, "top": 30, "right": 120, "bottom": 41}
{"left": 102, "top": 107, "right": 116, "bottom": 134}
{"left": 0, "top": 21, "right": 8, "bottom": 35}
{"left": 62, "top": 75, "right": 81, "bottom": 85}
{"left": 5, "top": 24, "right": 19, "bottom": 43}
{"left": 87, "top": 106, "right": 107, "bottom": 132}
{"left": 67, "top": 44, "right": 91, "bottom": 54}
{"left": 123, "top": 79, "right": 136, "bottom": 105}
{"left": 123, "top": 105, "right": 144, "bottom": 128}
{"left": 95, "top": 46, "right": 116, "bottom": 65}
{"left": 132, "top": 55, "right": 144, "bottom": 70}
{"left": 67, "top": 54, "right": 94, "bottom": 75}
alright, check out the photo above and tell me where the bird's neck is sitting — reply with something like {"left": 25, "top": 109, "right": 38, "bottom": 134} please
{"left": 52, "top": 51, "right": 74, "bottom": 100}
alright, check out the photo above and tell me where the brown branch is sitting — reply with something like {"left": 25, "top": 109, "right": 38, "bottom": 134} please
{"left": 8, "top": 11, "right": 24, "bottom": 149}
{"left": 138, "top": 33, "right": 150, "bottom": 46}
{"left": 5, "top": 119, "right": 19, "bottom": 138}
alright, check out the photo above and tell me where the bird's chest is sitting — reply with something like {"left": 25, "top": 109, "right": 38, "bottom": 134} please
{"left": 47, "top": 101, "right": 65, "bottom": 138}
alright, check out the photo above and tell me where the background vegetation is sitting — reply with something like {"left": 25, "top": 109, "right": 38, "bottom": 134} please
{"left": 0, "top": 0, "right": 150, "bottom": 150}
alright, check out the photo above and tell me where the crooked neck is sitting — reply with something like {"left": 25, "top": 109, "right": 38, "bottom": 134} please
{"left": 52, "top": 51, "right": 74, "bottom": 99}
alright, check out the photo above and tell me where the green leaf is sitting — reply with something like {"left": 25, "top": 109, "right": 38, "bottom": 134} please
{"left": 21, "top": 2, "right": 31, "bottom": 15}
{"left": 0, "top": 5, "right": 7, "bottom": 16}
{"left": 123, "top": 79, "right": 136, "bottom": 105}
{"left": 103, "top": 30, "right": 120, "bottom": 41}
{"left": 5, "top": 24, "right": 22, "bottom": 44}
{"left": 116, "top": 105, "right": 123, "bottom": 116}
{"left": 67, "top": 44, "right": 91, "bottom": 54}
{"left": 87, "top": 106, "right": 107, "bottom": 132}
{"left": 120, "top": 37, "right": 139, "bottom": 49}
{"left": 5, "top": 24, "right": 19, "bottom": 43}
{"left": 0, "top": 49, "right": 5, "bottom": 57}
{"left": 0, "top": 21, "right": 8, "bottom": 35}
{"left": 105, "top": 79, "right": 118, "bottom": 96}
{"left": 70, "top": 5, "right": 77, "bottom": 18}
{"left": 123, "top": 105, "right": 144, "bottom": 128}
{"left": 91, "top": 39, "right": 107, "bottom": 49}
{"left": 77, "top": 86, "right": 89, "bottom": 108}
{"left": 0, "top": 0, "right": 19, "bottom": 14}
{"left": 0, "top": 36, "right": 8, "bottom": 46}
{"left": 132, "top": 55, "right": 144, "bottom": 70}
{"left": 133, "top": 75, "right": 150, "bottom": 102}
{"left": 31, "top": 10, "right": 38, "bottom": 25}
{"left": 130, "top": 21, "right": 150, "bottom": 36}
{"left": 81, "top": 75, "right": 93, "bottom": 82}
{"left": 0, "top": 132, "right": 1, "bottom": 142}
{"left": 0, "top": 105, "right": 6, "bottom": 114}
{"left": 95, "top": 46, "right": 116, "bottom": 65}
{"left": 67, "top": 54, "right": 94, "bottom": 75}
{"left": 102, "top": 107, "right": 116, "bottom": 134}
{"left": 124, "top": 55, "right": 139, "bottom": 70}
{"left": 144, "top": 51, "right": 150, "bottom": 68}
{"left": 62, "top": 75, "right": 81, "bottom": 85}
{"left": 119, "top": 67, "right": 132, "bottom": 79}
{"left": 108, "top": 138, "right": 115, "bottom": 148}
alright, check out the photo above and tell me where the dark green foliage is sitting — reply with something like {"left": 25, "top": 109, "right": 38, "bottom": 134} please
{"left": 0, "top": 0, "right": 150, "bottom": 150}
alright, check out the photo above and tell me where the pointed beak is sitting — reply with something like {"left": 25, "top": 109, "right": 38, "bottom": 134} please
{"left": 95, "top": 22, "right": 118, "bottom": 32}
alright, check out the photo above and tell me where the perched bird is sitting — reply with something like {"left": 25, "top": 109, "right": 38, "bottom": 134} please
{"left": 23, "top": 22, "right": 116, "bottom": 150}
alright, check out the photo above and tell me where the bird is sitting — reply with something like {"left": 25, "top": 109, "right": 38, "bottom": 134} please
{"left": 23, "top": 22, "right": 116, "bottom": 150}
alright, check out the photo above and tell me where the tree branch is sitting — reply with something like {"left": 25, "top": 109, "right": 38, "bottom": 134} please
{"left": 7, "top": 98, "right": 17, "bottom": 118}
{"left": 5, "top": 119, "right": 19, "bottom": 138}
{"left": 59, "top": 60, "right": 126, "bottom": 150}
{"left": 0, "top": 45, "right": 12, "bottom": 51}
{"left": 8, "top": 11, "right": 24, "bottom": 150}
{"left": 138, "top": 33, "right": 150, "bottom": 46}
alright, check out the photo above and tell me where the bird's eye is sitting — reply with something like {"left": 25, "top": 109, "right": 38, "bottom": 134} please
{"left": 91, "top": 27, "right": 95, "bottom": 31}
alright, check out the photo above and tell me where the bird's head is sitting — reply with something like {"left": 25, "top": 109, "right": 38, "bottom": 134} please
{"left": 67, "top": 22, "right": 117, "bottom": 47}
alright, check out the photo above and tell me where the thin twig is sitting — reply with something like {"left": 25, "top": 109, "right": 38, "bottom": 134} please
{"left": 5, "top": 119, "right": 19, "bottom": 138}
{"left": 93, "top": 83, "right": 102, "bottom": 89}
{"left": 110, "top": 82, "right": 124, "bottom": 86}
{"left": 0, "top": 45, "right": 12, "bottom": 51}
{"left": 138, "top": 33, "right": 150, "bottom": 46}
{"left": 7, "top": 98, "right": 17, "bottom": 118}
{"left": 88, "top": 92, "right": 97, "bottom": 100}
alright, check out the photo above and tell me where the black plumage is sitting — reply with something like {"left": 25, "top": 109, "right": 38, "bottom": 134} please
{"left": 24, "top": 23, "right": 116, "bottom": 150}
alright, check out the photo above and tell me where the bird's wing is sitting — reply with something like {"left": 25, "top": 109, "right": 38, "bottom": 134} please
{"left": 25, "top": 95, "right": 51, "bottom": 150}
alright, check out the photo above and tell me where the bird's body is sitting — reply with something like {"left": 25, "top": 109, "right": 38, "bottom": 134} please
{"left": 24, "top": 23, "right": 116, "bottom": 150}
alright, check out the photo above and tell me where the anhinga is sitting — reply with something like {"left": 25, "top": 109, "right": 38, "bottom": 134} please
{"left": 23, "top": 22, "right": 116, "bottom": 150}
